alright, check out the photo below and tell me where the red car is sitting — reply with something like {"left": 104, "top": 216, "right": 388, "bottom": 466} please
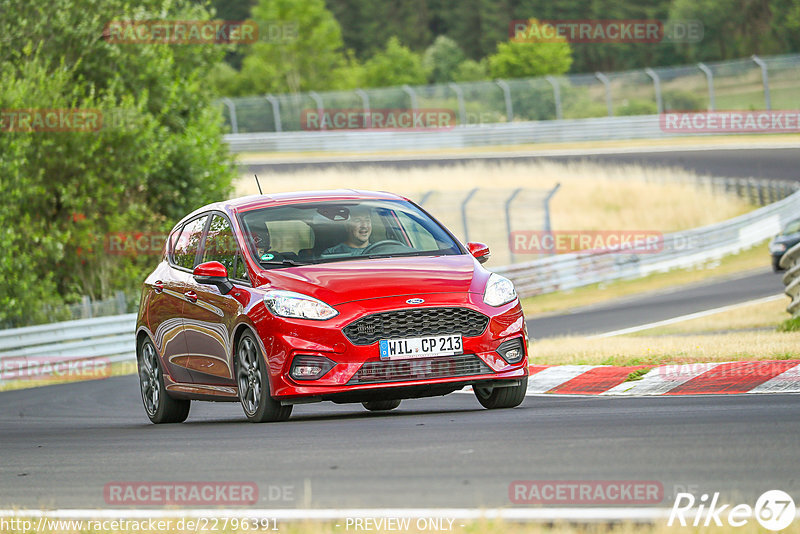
{"left": 136, "top": 190, "right": 529, "bottom": 423}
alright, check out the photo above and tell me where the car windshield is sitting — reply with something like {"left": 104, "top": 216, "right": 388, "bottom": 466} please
{"left": 782, "top": 219, "right": 800, "bottom": 235}
{"left": 237, "top": 199, "right": 462, "bottom": 267}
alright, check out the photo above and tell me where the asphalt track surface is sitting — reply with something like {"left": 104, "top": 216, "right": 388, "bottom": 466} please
{"left": 246, "top": 147, "right": 800, "bottom": 181}
{"left": 1, "top": 375, "right": 799, "bottom": 509}
{"left": 526, "top": 268, "right": 784, "bottom": 338}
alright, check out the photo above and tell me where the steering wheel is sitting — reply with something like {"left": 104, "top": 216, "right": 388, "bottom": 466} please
{"left": 362, "top": 240, "right": 413, "bottom": 255}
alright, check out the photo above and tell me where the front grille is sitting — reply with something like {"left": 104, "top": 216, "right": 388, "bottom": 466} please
{"left": 343, "top": 307, "right": 489, "bottom": 345}
{"left": 348, "top": 354, "right": 492, "bottom": 384}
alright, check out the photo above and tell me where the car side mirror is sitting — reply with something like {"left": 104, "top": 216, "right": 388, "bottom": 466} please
{"left": 467, "top": 242, "right": 490, "bottom": 264}
{"left": 193, "top": 261, "right": 234, "bottom": 294}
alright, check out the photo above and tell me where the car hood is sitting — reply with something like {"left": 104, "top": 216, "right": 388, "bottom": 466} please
{"left": 256, "top": 254, "right": 491, "bottom": 306}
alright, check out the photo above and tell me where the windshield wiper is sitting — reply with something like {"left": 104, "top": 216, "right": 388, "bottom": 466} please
{"left": 259, "top": 258, "right": 312, "bottom": 267}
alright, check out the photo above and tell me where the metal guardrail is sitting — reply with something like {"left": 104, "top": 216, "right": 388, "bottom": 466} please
{"left": 780, "top": 243, "right": 800, "bottom": 317}
{"left": 0, "top": 314, "right": 137, "bottom": 383}
{"left": 225, "top": 115, "right": 678, "bottom": 153}
{"left": 495, "top": 188, "right": 800, "bottom": 298}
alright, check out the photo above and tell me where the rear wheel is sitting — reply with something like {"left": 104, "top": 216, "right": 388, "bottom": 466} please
{"left": 474, "top": 377, "right": 528, "bottom": 409}
{"left": 362, "top": 400, "right": 401, "bottom": 411}
{"left": 236, "top": 331, "right": 292, "bottom": 423}
{"left": 138, "top": 338, "right": 190, "bottom": 424}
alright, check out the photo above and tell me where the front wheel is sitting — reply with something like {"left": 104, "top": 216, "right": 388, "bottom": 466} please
{"left": 138, "top": 338, "right": 190, "bottom": 424}
{"left": 474, "top": 377, "right": 528, "bottom": 409}
{"left": 362, "top": 400, "right": 401, "bottom": 411}
{"left": 236, "top": 331, "right": 292, "bottom": 423}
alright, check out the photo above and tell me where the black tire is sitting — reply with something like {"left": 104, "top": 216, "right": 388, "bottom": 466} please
{"left": 235, "top": 331, "right": 292, "bottom": 423}
{"left": 773, "top": 256, "right": 784, "bottom": 272}
{"left": 138, "top": 338, "right": 190, "bottom": 424}
{"left": 362, "top": 399, "right": 401, "bottom": 411}
{"left": 474, "top": 377, "right": 528, "bottom": 409}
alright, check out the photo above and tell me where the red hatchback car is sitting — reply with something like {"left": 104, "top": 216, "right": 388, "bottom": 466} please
{"left": 136, "top": 190, "right": 529, "bottom": 423}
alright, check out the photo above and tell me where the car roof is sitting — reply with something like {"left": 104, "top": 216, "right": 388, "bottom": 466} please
{"left": 176, "top": 189, "right": 410, "bottom": 226}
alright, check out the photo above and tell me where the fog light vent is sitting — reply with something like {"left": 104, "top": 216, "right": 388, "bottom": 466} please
{"left": 496, "top": 338, "right": 525, "bottom": 364}
{"left": 290, "top": 355, "right": 335, "bottom": 380}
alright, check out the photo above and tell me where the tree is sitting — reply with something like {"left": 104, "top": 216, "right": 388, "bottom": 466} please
{"left": 236, "top": 0, "right": 348, "bottom": 94}
{"left": 488, "top": 19, "right": 572, "bottom": 79}
{"left": 422, "top": 36, "right": 466, "bottom": 83}
{"left": 0, "top": 0, "right": 236, "bottom": 326}
{"left": 362, "top": 37, "right": 428, "bottom": 87}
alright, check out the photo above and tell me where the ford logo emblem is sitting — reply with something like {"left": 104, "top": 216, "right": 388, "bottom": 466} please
{"left": 406, "top": 298, "right": 425, "bottom": 305}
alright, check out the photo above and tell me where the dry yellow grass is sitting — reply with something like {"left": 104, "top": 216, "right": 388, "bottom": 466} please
{"left": 628, "top": 296, "right": 789, "bottom": 336}
{"left": 531, "top": 331, "right": 800, "bottom": 367}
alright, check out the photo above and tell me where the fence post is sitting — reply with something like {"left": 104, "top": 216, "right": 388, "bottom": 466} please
{"left": 545, "top": 76, "right": 562, "bottom": 120}
{"left": 697, "top": 63, "right": 716, "bottom": 111}
{"left": 309, "top": 91, "right": 325, "bottom": 130}
{"left": 543, "top": 183, "right": 561, "bottom": 255}
{"left": 496, "top": 80, "right": 513, "bottom": 122}
{"left": 505, "top": 188, "right": 524, "bottom": 263}
{"left": 355, "top": 89, "right": 371, "bottom": 128}
{"left": 402, "top": 84, "right": 418, "bottom": 111}
{"left": 448, "top": 82, "right": 467, "bottom": 125}
{"left": 595, "top": 72, "right": 613, "bottom": 117}
{"left": 751, "top": 55, "right": 772, "bottom": 110}
{"left": 644, "top": 68, "right": 663, "bottom": 115}
{"left": 461, "top": 188, "right": 480, "bottom": 243}
{"left": 221, "top": 97, "right": 239, "bottom": 134}
{"left": 116, "top": 291, "right": 127, "bottom": 315}
{"left": 264, "top": 94, "right": 282, "bottom": 132}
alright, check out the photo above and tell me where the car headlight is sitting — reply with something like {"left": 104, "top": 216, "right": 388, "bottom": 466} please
{"left": 483, "top": 273, "right": 517, "bottom": 307}
{"left": 263, "top": 290, "right": 338, "bottom": 320}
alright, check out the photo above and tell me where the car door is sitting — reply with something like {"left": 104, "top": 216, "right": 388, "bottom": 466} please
{"left": 154, "top": 213, "right": 210, "bottom": 383}
{"left": 182, "top": 213, "right": 248, "bottom": 386}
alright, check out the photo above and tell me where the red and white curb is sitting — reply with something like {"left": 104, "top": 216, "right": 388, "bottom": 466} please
{"left": 524, "top": 360, "right": 800, "bottom": 396}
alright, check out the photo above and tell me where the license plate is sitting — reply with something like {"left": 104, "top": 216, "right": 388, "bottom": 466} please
{"left": 379, "top": 334, "right": 463, "bottom": 360}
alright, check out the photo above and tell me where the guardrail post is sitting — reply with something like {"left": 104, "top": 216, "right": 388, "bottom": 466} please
{"left": 265, "top": 94, "right": 282, "bottom": 132}
{"left": 697, "top": 63, "right": 716, "bottom": 111}
{"left": 461, "top": 188, "right": 480, "bottom": 243}
{"left": 309, "top": 91, "right": 325, "bottom": 130}
{"left": 644, "top": 68, "right": 663, "bottom": 115}
{"left": 543, "top": 183, "right": 561, "bottom": 255}
{"left": 505, "top": 188, "right": 524, "bottom": 262}
{"left": 418, "top": 190, "right": 434, "bottom": 206}
{"left": 355, "top": 89, "right": 371, "bottom": 128}
{"left": 545, "top": 76, "right": 562, "bottom": 120}
{"left": 751, "top": 55, "right": 772, "bottom": 110}
{"left": 221, "top": 97, "right": 239, "bottom": 134}
{"left": 496, "top": 80, "right": 513, "bottom": 122}
{"left": 448, "top": 82, "right": 467, "bottom": 126}
{"left": 402, "top": 84, "right": 418, "bottom": 111}
{"left": 595, "top": 72, "right": 613, "bottom": 117}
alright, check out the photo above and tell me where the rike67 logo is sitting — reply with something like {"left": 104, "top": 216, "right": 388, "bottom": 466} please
{"left": 669, "top": 490, "right": 796, "bottom": 531}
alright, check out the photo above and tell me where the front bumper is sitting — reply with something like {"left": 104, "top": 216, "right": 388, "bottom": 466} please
{"left": 251, "top": 292, "right": 529, "bottom": 399}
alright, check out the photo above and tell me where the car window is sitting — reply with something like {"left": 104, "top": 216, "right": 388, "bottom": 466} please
{"left": 783, "top": 220, "right": 800, "bottom": 235}
{"left": 238, "top": 199, "right": 460, "bottom": 267}
{"left": 232, "top": 253, "right": 249, "bottom": 282}
{"left": 202, "top": 214, "right": 239, "bottom": 275}
{"left": 172, "top": 215, "right": 208, "bottom": 270}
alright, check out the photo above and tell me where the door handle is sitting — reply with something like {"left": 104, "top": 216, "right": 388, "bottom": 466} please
{"left": 184, "top": 290, "right": 198, "bottom": 303}
{"left": 153, "top": 280, "right": 164, "bottom": 293}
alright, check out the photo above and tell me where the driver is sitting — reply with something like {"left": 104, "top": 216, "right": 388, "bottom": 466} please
{"left": 322, "top": 206, "right": 372, "bottom": 256}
